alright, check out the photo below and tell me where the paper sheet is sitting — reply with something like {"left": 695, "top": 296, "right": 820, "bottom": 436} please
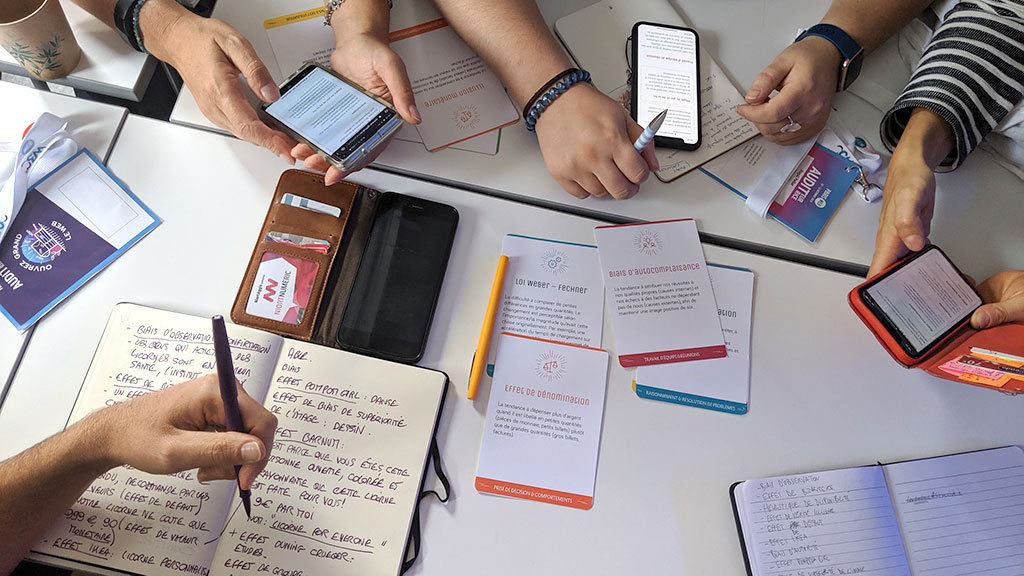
{"left": 634, "top": 264, "right": 753, "bottom": 414}
{"left": 594, "top": 219, "right": 725, "bottom": 367}
{"left": 476, "top": 334, "right": 608, "bottom": 509}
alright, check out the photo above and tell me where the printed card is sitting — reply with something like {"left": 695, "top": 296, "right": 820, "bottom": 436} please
{"left": 476, "top": 333, "right": 609, "bottom": 509}
{"left": 246, "top": 252, "right": 319, "bottom": 324}
{"left": 593, "top": 219, "right": 725, "bottom": 367}
{"left": 634, "top": 265, "right": 754, "bottom": 414}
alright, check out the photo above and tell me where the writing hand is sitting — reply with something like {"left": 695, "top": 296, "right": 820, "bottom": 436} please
{"left": 736, "top": 37, "right": 840, "bottom": 145}
{"left": 534, "top": 84, "right": 658, "bottom": 200}
{"left": 971, "top": 270, "right": 1024, "bottom": 329}
{"left": 99, "top": 374, "right": 277, "bottom": 489}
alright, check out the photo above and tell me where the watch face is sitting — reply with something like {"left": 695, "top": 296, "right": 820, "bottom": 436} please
{"left": 841, "top": 50, "right": 865, "bottom": 91}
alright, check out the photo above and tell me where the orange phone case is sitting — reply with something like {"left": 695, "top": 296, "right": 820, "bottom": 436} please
{"left": 849, "top": 253, "right": 1024, "bottom": 394}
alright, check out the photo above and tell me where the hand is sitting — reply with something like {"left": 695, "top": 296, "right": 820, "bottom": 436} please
{"left": 145, "top": 12, "right": 297, "bottom": 162}
{"left": 736, "top": 36, "right": 840, "bottom": 145}
{"left": 95, "top": 374, "right": 277, "bottom": 489}
{"left": 867, "top": 148, "right": 935, "bottom": 277}
{"left": 292, "top": 31, "right": 420, "bottom": 185}
{"left": 533, "top": 83, "right": 658, "bottom": 200}
{"left": 971, "top": 271, "right": 1024, "bottom": 329}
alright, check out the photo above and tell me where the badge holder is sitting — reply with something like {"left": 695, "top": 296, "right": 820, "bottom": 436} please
{"left": 849, "top": 262, "right": 1024, "bottom": 395}
{"left": 230, "top": 169, "right": 383, "bottom": 347}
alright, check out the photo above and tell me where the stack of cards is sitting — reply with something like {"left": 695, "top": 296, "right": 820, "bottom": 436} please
{"left": 938, "top": 348, "right": 1024, "bottom": 389}
{"left": 593, "top": 219, "right": 755, "bottom": 414}
{"left": 245, "top": 194, "right": 339, "bottom": 325}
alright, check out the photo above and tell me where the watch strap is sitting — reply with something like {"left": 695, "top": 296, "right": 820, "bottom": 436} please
{"left": 113, "top": 0, "right": 143, "bottom": 51}
{"left": 796, "top": 24, "right": 861, "bottom": 62}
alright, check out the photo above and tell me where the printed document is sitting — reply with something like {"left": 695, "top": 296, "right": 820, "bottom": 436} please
{"left": 476, "top": 333, "right": 609, "bottom": 509}
{"left": 594, "top": 219, "right": 725, "bottom": 367}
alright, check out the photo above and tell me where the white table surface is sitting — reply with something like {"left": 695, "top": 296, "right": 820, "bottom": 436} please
{"left": 4, "top": 115, "right": 1022, "bottom": 575}
{"left": 0, "top": 0, "right": 155, "bottom": 101}
{"left": 168, "top": 0, "right": 1024, "bottom": 278}
{"left": 0, "top": 79, "right": 126, "bottom": 407}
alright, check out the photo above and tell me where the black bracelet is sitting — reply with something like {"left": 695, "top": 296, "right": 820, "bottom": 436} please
{"left": 113, "top": 0, "right": 144, "bottom": 52}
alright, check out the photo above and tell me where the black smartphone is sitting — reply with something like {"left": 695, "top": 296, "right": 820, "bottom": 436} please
{"left": 630, "top": 22, "right": 701, "bottom": 150}
{"left": 857, "top": 246, "right": 982, "bottom": 360}
{"left": 336, "top": 193, "right": 458, "bottom": 363}
{"left": 261, "top": 63, "right": 403, "bottom": 172}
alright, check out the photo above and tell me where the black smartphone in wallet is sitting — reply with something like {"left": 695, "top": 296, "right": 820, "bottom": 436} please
{"left": 336, "top": 193, "right": 458, "bottom": 363}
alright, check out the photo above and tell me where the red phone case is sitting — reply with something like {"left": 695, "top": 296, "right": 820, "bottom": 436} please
{"left": 849, "top": 253, "right": 1024, "bottom": 394}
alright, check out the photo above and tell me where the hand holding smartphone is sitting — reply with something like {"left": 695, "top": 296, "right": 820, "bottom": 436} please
{"left": 261, "top": 63, "right": 403, "bottom": 172}
{"left": 630, "top": 22, "right": 702, "bottom": 150}
{"left": 851, "top": 246, "right": 982, "bottom": 364}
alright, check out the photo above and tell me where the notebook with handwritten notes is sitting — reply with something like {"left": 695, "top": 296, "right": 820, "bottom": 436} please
{"left": 33, "top": 303, "right": 448, "bottom": 576}
{"left": 730, "top": 446, "right": 1024, "bottom": 576}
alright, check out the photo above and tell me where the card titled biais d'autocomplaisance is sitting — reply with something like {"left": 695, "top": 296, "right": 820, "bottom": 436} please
{"left": 594, "top": 219, "right": 725, "bottom": 367}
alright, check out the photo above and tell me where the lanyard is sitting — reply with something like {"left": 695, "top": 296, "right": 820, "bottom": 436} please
{"left": 0, "top": 113, "right": 79, "bottom": 245}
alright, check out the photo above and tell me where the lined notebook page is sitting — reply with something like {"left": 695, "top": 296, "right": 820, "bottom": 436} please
{"left": 885, "top": 446, "right": 1024, "bottom": 576}
{"left": 738, "top": 466, "right": 911, "bottom": 576}
{"left": 35, "top": 304, "right": 282, "bottom": 576}
{"left": 209, "top": 340, "right": 447, "bottom": 576}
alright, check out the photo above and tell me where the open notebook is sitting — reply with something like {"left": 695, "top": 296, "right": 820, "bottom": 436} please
{"left": 32, "top": 303, "right": 448, "bottom": 576}
{"left": 731, "top": 446, "right": 1024, "bottom": 576}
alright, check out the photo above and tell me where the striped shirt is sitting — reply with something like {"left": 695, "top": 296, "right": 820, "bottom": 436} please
{"left": 880, "top": 0, "right": 1024, "bottom": 171}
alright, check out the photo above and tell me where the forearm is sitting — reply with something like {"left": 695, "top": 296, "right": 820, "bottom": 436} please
{"left": 327, "top": 0, "right": 390, "bottom": 41}
{"left": 893, "top": 108, "right": 955, "bottom": 169}
{"left": 819, "top": 0, "right": 933, "bottom": 52}
{"left": 71, "top": 0, "right": 193, "bottom": 65}
{"left": 0, "top": 413, "right": 115, "bottom": 574}
{"left": 430, "top": 0, "right": 572, "bottom": 108}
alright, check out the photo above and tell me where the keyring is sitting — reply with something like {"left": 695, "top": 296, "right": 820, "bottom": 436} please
{"left": 780, "top": 115, "right": 802, "bottom": 133}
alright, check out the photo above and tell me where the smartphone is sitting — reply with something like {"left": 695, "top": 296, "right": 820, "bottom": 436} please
{"left": 336, "top": 193, "right": 458, "bottom": 363}
{"left": 261, "top": 63, "right": 403, "bottom": 172}
{"left": 630, "top": 22, "right": 701, "bottom": 150}
{"left": 857, "top": 246, "right": 982, "bottom": 360}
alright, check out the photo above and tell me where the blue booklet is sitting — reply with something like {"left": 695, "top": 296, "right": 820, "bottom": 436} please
{"left": 0, "top": 149, "right": 159, "bottom": 330}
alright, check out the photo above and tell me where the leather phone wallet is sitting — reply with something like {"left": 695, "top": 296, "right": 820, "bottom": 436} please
{"left": 849, "top": 272, "right": 1024, "bottom": 395}
{"left": 231, "top": 169, "right": 382, "bottom": 347}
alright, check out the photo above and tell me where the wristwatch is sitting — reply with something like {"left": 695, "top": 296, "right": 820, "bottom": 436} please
{"left": 795, "top": 24, "right": 864, "bottom": 92}
{"left": 113, "top": 0, "right": 143, "bottom": 52}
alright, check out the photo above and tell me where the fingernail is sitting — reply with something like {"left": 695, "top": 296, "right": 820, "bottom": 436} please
{"left": 409, "top": 104, "right": 421, "bottom": 123}
{"left": 261, "top": 84, "right": 280, "bottom": 102}
{"left": 745, "top": 88, "right": 761, "bottom": 101}
{"left": 904, "top": 234, "right": 924, "bottom": 250}
{"left": 279, "top": 153, "right": 294, "bottom": 165}
{"left": 973, "top": 310, "right": 992, "bottom": 329}
{"left": 241, "top": 442, "right": 262, "bottom": 463}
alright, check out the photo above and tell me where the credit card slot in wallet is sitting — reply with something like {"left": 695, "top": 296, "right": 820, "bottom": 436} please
{"left": 237, "top": 241, "right": 331, "bottom": 337}
{"left": 270, "top": 202, "right": 345, "bottom": 240}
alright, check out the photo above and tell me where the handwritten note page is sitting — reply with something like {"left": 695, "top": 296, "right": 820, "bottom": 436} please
{"left": 884, "top": 446, "right": 1024, "bottom": 576}
{"left": 209, "top": 341, "right": 446, "bottom": 576}
{"left": 35, "top": 304, "right": 282, "bottom": 576}
{"left": 737, "top": 466, "right": 911, "bottom": 576}
{"left": 652, "top": 48, "right": 759, "bottom": 182}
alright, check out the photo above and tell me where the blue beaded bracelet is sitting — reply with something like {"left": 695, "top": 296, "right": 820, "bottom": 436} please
{"left": 131, "top": 0, "right": 152, "bottom": 54}
{"left": 524, "top": 69, "right": 592, "bottom": 133}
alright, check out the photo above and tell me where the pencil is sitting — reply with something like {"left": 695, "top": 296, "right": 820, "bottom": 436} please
{"left": 468, "top": 255, "right": 509, "bottom": 399}
{"left": 211, "top": 315, "right": 252, "bottom": 518}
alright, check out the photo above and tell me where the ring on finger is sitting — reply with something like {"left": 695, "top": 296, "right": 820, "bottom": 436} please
{"left": 780, "top": 115, "right": 802, "bottom": 133}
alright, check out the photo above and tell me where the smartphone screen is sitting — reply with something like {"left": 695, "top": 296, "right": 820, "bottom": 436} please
{"left": 337, "top": 193, "right": 458, "bottom": 363}
{"left": 264, "top": 65, "right": 398, "bottom": 161}
{"left": 860, "top": 247, "right": 981, "bottom": 358}
{"left": 633, "top": 23, "right": 701, "bottom": 149}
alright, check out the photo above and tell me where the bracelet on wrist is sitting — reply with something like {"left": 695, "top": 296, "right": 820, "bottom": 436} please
{"left": 324, "top": 0, "right": 393, "bottom": 27}
{"left": 131, "top": 0, "right": 153, "bottom": 54}
{"left": 523, "top": 68, "right": 592, "bottom": 133}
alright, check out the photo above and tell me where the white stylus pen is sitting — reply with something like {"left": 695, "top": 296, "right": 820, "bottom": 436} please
{"left": 633, "top": 109, "right": 668, "bottom": 151}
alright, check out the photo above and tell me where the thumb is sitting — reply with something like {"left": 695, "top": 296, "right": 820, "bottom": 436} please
{"left": 379, "top": 52, "right": 420, "bottom": 124}
{"left": 971, "top": 299, "right": 1024, "bottom": 330}
{"left": 166, "top": 430, "right": 265, "bottom": 472}
{"left": 624, "top": 115, "right": 660, "bottom": 172}
{"left": 893, "top": 192, "right": 929, "bottom": 253}
{"left": 744, "top": 60, "right": 788, "bottom": 104}
{"left": 220, "top": 33, "right": 279, "bottom": 103}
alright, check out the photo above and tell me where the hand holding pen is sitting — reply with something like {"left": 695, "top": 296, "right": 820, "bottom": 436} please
{"left": 634, "top": 109, "right": 668, "bottom": 151}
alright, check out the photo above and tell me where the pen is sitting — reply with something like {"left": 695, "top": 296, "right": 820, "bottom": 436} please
{"left": 211, "top": 315, "right": 252, "bottom": 518}
{"left": 468, "top": 255, "right": 509, "bottom": 399}
{"left": 633, "top": 109, "right": 668, "bottom": 151}
{"left": 971, "top": 347, "right": 1024, "bottom": 363}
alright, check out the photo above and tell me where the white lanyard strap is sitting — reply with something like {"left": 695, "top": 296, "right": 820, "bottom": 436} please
{"left": 823, "top": 117, "right": 887, "bottom": 203}
{"left": 0, "top": 113, "right": 78, "bottom": 244}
